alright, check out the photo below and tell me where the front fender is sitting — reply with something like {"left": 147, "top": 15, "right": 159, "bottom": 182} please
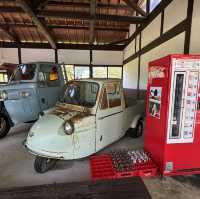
{"left": 130, "top": 114, "right": 143, "bottom": 129}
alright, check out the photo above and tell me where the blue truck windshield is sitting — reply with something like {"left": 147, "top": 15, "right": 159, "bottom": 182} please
{"left": 10, "top": 64, "right": 36, "bottom": 81}
{"left": 63, "top": 81, "right": 99, "bottom": 108}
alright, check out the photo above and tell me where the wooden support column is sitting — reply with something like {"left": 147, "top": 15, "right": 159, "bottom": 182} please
{"left": 160, "top": 9, "right": 164, "bottom": 36}
{"left": 184, "top": 0, "right": 194, "bottom": 54}
{"left": 55, "top": 49, "right": 58, "bottom": 63}
{"left": 137, "top": 32, "right": 142, "bottom": 99}
{"left": 18, "top": 47, "right": 22, "bottom": 64}
{"left": 89, "top": 0, "right": 96, "bottom": 78}
{"left": 90, "top": 49, "right": 93, "bottom": 78}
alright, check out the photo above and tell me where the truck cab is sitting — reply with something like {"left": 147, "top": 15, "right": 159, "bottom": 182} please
{"left": 0, "top": 62, "right": 66, "bottom": 138}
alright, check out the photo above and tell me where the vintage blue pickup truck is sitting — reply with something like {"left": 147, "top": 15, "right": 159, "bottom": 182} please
{"left": 0, "top": 62, "right": 66, "bottom": 138}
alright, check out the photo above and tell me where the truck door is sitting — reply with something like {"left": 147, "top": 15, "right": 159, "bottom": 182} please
{"left": 37, "top": 66, "right": 49, "bottom": 110}
{"left": 96, "top": 82, "right": 123, "bottom": 151}
{"left": 37, "top": 64, "right": 62, "bottom": 110}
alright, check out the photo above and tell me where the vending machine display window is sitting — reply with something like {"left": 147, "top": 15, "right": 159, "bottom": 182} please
{"left": 170, "top": 73, "right": 185, "bottom": 139}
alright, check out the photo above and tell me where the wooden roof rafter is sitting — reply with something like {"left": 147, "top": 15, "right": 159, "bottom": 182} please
{"left": 0, "top": 6, "right": 146, "bottom": 24}
{"left": 16, "top": 0, "right": 57, "bottom": 49}
{"left": 0, "top": 23, "right": 129, "bottom": 32}
{"left": 37, "top": 10, "right": 146, "bottom": 24}
{"left": 0, "top": 0, "right": 147, "bottom": 49}
{"left": 0, "top": 25, "right": 20, "bottom": 43}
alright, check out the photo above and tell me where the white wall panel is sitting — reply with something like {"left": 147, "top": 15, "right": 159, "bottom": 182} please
{"left": 141, "top": 14, "right": 161, "bottom": 48}
{"left": 123, "top": 58, "right": 138, "bottom": 89}
{"left": 58, "top": 49, "right": 90, "bottom": 64}
{"left": 164, "top": 0, "right": 188, "bottom": 33}
{"left": 0, "top": 48, "right": 18, "bottom": 64}
{"left": 190, "top": 0, "right": 200, "bottom": 54}
{"left": 21, "top": 48, "right": 55, "bottom": 63}
{"left": 140, "top": 32, "right": 185, "bottom": 89}
{"left": 129, "top": 24, "right": 136, "bottom": 35}
{"left": 136, "top": 35, "right": 140, "bottom": 52}
{"left": 93, "top": 50, "right": 123, "bottom": 65}
{"left": 123, "top": 40, "right": 135, "bottom": 60}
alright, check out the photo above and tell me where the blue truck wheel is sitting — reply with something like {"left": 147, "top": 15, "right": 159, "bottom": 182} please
{"left": 0, "top": 114, "right": 10, "bottom": 139}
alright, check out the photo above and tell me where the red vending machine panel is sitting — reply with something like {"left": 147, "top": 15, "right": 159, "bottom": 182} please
{"left": 144, "top": 54, "right": 200, "bottom": 176}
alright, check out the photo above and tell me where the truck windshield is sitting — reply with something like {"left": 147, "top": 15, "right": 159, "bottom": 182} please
{"left": 10, "top": 64, "right": 36, "bottom": 81}
{"left": 63, "top": 81, "right": 99, "bottom": 108}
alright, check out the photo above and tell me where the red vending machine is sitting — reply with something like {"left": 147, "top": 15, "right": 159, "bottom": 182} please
{"left": 144, "top": 54, "right": 200, "bottom": 176}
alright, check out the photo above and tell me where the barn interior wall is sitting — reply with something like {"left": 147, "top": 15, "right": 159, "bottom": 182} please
{"left": 0, "top": 48, "right": 18, "bottom": 64}
{"left": 123, "top": 0, "right": 195, "bottom": 93}
{"left": 58, "top": 49, "right": 90, "bottom": 65}
{"left": 21, "top": 48, "right": 55, "bottom": 63}
{"left": 190, "top": 0, "right": 200, "bottom": 54}
{"left": 0, "top": 48, "right": 123, "bottom": 66}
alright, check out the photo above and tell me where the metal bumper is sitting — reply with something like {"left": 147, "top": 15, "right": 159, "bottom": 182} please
{"left": 24, "top": 141, "right": 66, "bottom": 160}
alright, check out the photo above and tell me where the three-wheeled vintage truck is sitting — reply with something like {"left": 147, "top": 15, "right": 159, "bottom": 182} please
{"left": 24, "top": 79, "right": 146, "bottom": 173}
{"left": 0, "top": 62, "right": 66, "bottom": 138}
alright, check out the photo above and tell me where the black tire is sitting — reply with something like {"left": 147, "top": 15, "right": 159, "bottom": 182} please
{"left": 128, "top": 119, "right": 143, "bottom": 138}
{"left": 0, "top": 113, "right": 10, "bottom": 139}
{"left": 34, "top": 156, "right": 57, "bottom": 173}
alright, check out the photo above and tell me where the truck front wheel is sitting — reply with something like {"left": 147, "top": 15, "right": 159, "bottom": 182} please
{"left": 34, "top": 156, "right": 57, "bottom": 173}
{"left": 0, "top": 114, "right": 10, "bottom": 139}
{"left": 127, "top": 120, "right": 143, "bottom": 138}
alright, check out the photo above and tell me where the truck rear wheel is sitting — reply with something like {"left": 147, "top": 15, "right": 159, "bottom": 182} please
{"left": 128, "top": 119, "right": 143, "bottom": 138}
{"left": 0, "top": 114, "right": 10, "bottom": 139}
{"left": 34, "top": 156, "right": 57, "bottom": 173}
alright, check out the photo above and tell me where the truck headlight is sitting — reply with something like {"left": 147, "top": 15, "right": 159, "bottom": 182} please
{"left": 20, "top": 91, "right": 30, "bottom": 98}
{"left": 0, "top": 90, "right": 8, "bottom": 100}
{"left": 64, "top": 121, "right": 74, "bottom": 135}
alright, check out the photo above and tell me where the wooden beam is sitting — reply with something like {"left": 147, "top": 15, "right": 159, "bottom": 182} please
{"left": 123, "top": 19, "right": 187, "bottom": 64}
{"left": 37, "top": 10, "right": 146, "bottom": 23}
{"left": 55, "top": 49, "right": 58, "bottom": 63}
{"left": 47, "top": 1, "right": 131, "bottom": 10}
{"left": 184, "top": 0, "right": 194, "bottom": 54}
{"left": 146, "top": 0, "right": 150, "bottom": 14}
{"left": 16, "top": 0, "right": 57, "bottom": 49}
{"left": 0, "top": 23, "right": 129, "bottom": 32}
{"left": 0, "top": 6, "right": 146, "bottom": 23}
{"left": 2, "top": 1, "right": 131, "bottom": 9}
{"left": 123, "top": 0, "right": 146, "bottom": 16}
{"left": 125, "top": 0, "right": 173, "bottom": 46}
{"left": 18, "top": 47, "right": 21, "bottom": 64}
{"left": 107, "top": 38, "right": 130, "bottom": 45}
{"left": 89, "top": 49, "right": 93, "bottom": 78}
{"left": 1, "top": 42, "right": 125, "bottom": 51}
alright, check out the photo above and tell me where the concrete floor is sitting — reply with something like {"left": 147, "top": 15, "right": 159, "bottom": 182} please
{"left": 0, "top": 124, "right": 200, "bottom": 199}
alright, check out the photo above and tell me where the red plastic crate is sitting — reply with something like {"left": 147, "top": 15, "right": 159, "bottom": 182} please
{"left": 90, "top": 154, "right": 158, "bottom": 181}
{"left": 90, "top": 155, "right": 115, "bottom": 181}
{"left": 138, "top": 167, "right": 157, "bottom": 178}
